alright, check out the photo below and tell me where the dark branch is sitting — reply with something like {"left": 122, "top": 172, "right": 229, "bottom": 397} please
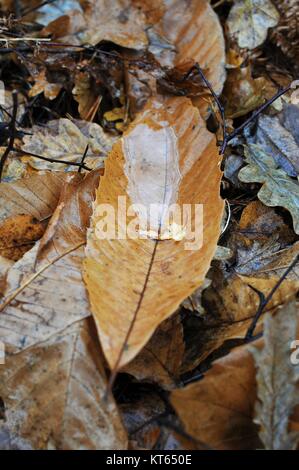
{"left": 0, "top": 90, "right": 18, "bottom": 181}
{"left": 245, "top": 253, "right": 299, "bottom": 340}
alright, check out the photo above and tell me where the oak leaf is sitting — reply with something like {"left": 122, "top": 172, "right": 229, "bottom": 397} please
{"left": 238, "top": 144, "right": 299, "bottom": 234}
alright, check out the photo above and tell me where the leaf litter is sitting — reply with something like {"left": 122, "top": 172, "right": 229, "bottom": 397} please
{"left": 0, "top": 0, "right": 298, "bottom": 451}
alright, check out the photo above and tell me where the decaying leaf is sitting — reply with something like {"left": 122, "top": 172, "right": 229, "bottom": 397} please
{"left": 180, "top": 203, "right": 299, "bottom": 373}
{"left": 227, "top": 0, "right": 280, "bottom": 49}
{"left": 238, "top": 144, "right": 299, "bottom": 234}
{"left": 72, "top": 71, "right": 102, "bottom": 121}
{"left": 120, "top": 391, "right": 165, "bottom": 450}
{"left": 171, "top": 343, "right": 262, "bottom": 450}
{"left": 0, "top": 318, "right": 127, "bottom": 450}
{"left": 84, "top": 95, "right": 224, "bottom": 370}
{"left": 171, "top": 301, "right": 299, "bottom": 450}
{"left": 0, "top": 170, "right": 127, "bottom": 449}
{"left": 0, "top": 214, "right": 45, "bottom": 261}
{"left": 252, "top": 301, "right": 299, "bottom": 450}
{"left": 122, "top": 313, "right": 185, "bottom": 390}
{"left": 29, "top": 69, "right": 62, "bottom": 101}
{"left": 0, "top": 171, "right": 100, "bottom": 353}
{"left": 0, "top": 171, "right": 68, "bottom": 222}
{"left": 223, "top": 63, "right": 267, "bottom": 119}
{"left": 248, "top": 104, "right": 299, "bottom": 176}
{"left": 21, "top": 119, "right": 116, "bottom": 172}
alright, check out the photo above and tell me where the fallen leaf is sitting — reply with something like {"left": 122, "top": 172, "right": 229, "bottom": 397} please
{"left": 42, "top": 0, "right": 148, "bottom": 48}
{"left": 84, "top": 95, "right": 224, "bottom": 371}
{"left": 238, "top": 144, "right": 299, "bottom": 234}
{"left": 0, "top": 316, "right": 127, "bottom": 450}
{"left": 29, "top": 69, "right": 62, "bottom": 101}
{"left": 72, "top": 71, "right": 102, "bottom": 121}
{"left": 21, "top": 118, "right": 116, "bottom": 172}
{"left": 0, "top": 171, "right": 100, "bottom": 354}
{"left": 180, "top": 203, "right": 299, "bottom": 373}
{"left": 223, "top": 64, "right": 267, "bottom": 119}
{"left": 172, "top": 301, "right": 299, "bottom": 450}
{"left": 248, "top": 104, "right": 299, "bottom": 176}
{"left": 152, "top": 0, "right": 226, "bottom": 104}
{"left": 120, "top": 391, "right": 165, "bottom": 450}
{"left": 171, "top": 343, "right": 262, "bottom": 450}
{"left": 0, "top": 170, "right": 127, "bottom": 449}
{"left": 122, "top": 313, "right": 185, "bottom": 390}
{"left": 227, "top": 0, "right": 280, "bottom": 50}
{"left": 0, "top": 214, "right": 45, "bottom": 261}
{"left": 0, "top": 171, "right": 68, "bottom": 223}
{"left": 252, "top": 301, "right": 299, "bottom": 449}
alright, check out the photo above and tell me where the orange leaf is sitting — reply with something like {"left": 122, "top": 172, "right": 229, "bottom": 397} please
{"left": 84, "top": 95, "right": 224, "bottom": 371}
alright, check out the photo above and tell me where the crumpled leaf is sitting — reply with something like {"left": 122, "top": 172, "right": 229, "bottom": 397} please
{"left": 84, "top": 95, "right": 224, "bottom": 371}
{"left": 227, "top": 0, "right": 280, "bottom": 49}
{"left": 41, "top": 0, "right": 148, "bottom": 49}
{"left": 248, "top": 104, "right": 299, "bottom": 176}
{"left": 223, "top": 63, "right": 267, "bottom": 119}
{"left": 29, "top": 69, "right": 62, "bottom": 101}
{"left": 72, "top": 71, "right": 102, "bottom": 121}
{"left": 0, "top": 170, "right": 127, "bottom": 449}
{"left": 21, "top": 118, "right": 116, "bottom": 172}
{"left": 251, "top": 301, "right": 299, "bottom": 450}
{"left": 238, "top": 144, "right": 299, "bottom": 234}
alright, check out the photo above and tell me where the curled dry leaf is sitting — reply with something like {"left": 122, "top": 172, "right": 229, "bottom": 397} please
{"left": 227, "top": 0, "right": 280, "bottom": 50}
{"left": 84, "top": 95, "right": 224, "bottom": 371}
{"left": 21, "top": 118, "right": 117, "bottom": 172}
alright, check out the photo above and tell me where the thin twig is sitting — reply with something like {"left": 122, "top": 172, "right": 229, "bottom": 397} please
{"left": 78, "top": 145, "right": 89, "bottom": 173}
{"left": 21, "top": 0, "right": 58, "bottom": 17}
{"left": 223, "top": 85, "right": 292, "bottom": 153}
{"left": 14, "top": 148, "right": 92, "bottom": 171}
{"left": 0, "top": 90, "right": 18, "bottom": 181}
{"left": 245, "top": 253, "right": 299, "bottom": 340}
{"left": 184, "top": 62, "right": 227, "bottom": 154}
